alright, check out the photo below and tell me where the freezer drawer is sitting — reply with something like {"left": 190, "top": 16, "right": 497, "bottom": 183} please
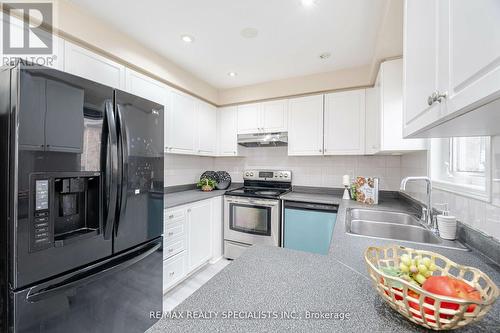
{"left": 11, "top": 239, "right": 163, "bottom": 333}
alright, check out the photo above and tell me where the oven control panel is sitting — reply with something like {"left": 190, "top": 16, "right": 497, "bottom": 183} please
{"left": 243, "top": 170, "right": 292, "bottom": 182}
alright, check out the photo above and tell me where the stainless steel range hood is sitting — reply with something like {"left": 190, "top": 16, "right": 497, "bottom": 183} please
{"left": 237, "top": 132, "right": 288, "bottom": 147}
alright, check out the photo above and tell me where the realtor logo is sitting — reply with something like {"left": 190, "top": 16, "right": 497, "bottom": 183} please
{"left": 2, "top": 2, "right": 53, "bottom": 54}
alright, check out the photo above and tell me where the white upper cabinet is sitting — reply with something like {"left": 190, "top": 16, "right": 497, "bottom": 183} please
{"left": 237, "top": 103, "right": 261, "bottom": 134}
{"left": 324, "top": 89, "right": 366, "bottom": 155}
{"left": 124, "top": 68, "right": 167, "bottom": 105}
{"left": 166, "top": 89, "right": 197, "bottom": 155}
{"left": 217, "top": 106, "right": 238, "bottom": 156}
{"left": 197, "top": 101, "right": 217, "bottom": 156}
{"left": 261, "top": 100, "right": 288, "bottom": 132}
{"left": 236, "top": 100, "right": 288, "bottom": 134}
{"left": 64, "top": 41, "right": 125, "bottom": 89}
{"left": 403, "top": 0, "right": 500, "bottom": 138}
{"left": 445, "top": 0, "right": 500, "bottom": 116}
{"left": 366, "top": 59, "right": 426, "bottom": 154}
{"left": 365, "top": 79, "right": 381, "bottom": 155}
{"left": 403, "top": 0, "right": 442, "bottom": 137}
{"left": 288, "top": 95, "right": 324, "bottom": 156}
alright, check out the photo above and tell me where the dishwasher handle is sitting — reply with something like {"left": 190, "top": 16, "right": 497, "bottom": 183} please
{"left": 284, "top": 201, "right": 338, "bottom": 212}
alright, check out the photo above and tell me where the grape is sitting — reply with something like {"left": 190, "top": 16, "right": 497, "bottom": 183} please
{"left": 423, "top": 270, "right": 432, "bottom": 278}
{"left": 418, "top": 264, "right": 428, "bottom": 274}
{"left": 429, "top": 263, "right": 437, "bottom": 271}
{"left": 401, "top": 254, "right": 411, "bottom": 266}
{"left": 422, "top": 257, "right": 432, "bottom": 268}
{"left": 414, "top": 273, "right": 427, "bottom": 285}
{"left": 399, "top": 262, "right": 410, "bottom": 273}
{"left": 401, "top": 274, "right": 412, "bottom": 282}
{"left": 409, "top": 264, "right": 418, "bottom": 273}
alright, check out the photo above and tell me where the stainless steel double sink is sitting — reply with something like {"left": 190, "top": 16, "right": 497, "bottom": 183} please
{"left": 345, "top": 209, "right": 469, "bottom": 251}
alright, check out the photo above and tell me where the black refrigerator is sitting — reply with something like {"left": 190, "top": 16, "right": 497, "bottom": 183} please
{"left": 0, "top": 61, "right": 164, "bottom": 332}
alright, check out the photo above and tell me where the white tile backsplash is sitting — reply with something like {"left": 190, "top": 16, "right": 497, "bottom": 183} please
{"left": 164, "top": 154, "right": 215, "bottom": 186}
{"left": 401, "top": 147, "right": 500, "bottom": 241}
{"left": 213, "top": 146, "right": 403, "bottom": 190}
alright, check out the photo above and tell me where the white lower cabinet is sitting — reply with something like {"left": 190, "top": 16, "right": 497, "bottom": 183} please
{"left": 187, "top": 200, "right": 213, "bottom": 272}
{"left": 162, "top": 197, "right": 222, "bottom": 292}
{"left": 163, "top": 252, "right": 187, "bottom": 293}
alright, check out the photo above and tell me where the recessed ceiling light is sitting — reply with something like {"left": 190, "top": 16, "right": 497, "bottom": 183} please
{"left": 227, "top": 72, "right": 238, "bottom": 77}
{"left": 241, "top": 27, "right": 259, "bottom": 39}
{"left": 319, "top": 52, "right": 331, "bottom": 60}
{"left": 181, "top": 35, "right": 194, "bottom": 43}
{"left": 301, "top": 0, "right": 317, "bottom": 7}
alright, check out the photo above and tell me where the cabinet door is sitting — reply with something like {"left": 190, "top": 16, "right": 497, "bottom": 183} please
{"left": 261, "top": 100, "right": 288, "bottom": 132}
{"left": 163, "top": 252, "right": 187, "bottom": 293}
{"left": 403, "top": 0, "right": 443, "bottom": 137}
{"left": 64, "top": 41, "right": 125, "bottom": 88}
{"left": 197, "top": 101, "right": 217, "bottom": 156}
{"left": 124, "top": 68, "right": 167, "bottom": 105}
{"left": 324, "top": 90, "right": 366, "bottom": 155}
{"left": 365, "top": 77, "right": 381, "bottom": 155}
{"left": 187, "top": 200, "right": 212, "bottom": 271}
{"left": 217, "top": 106, "right": 238, "bottom": 156}
{"left": 237, "top": 103, "right": 261, "bottom": 134}
{"left": 167, "top": 89, "right": 197, "bottom": 154}
{"left": 210, "top": 197, "right": 223, "bottom": 262}
{"left": 380, "top": 59, "right": 426, "bottom": 152}
{"left": 288, "top": 95, "right": 324, "bottom": 156}
{"left": 445, "top": 0, "right": 500, "bottom": 115}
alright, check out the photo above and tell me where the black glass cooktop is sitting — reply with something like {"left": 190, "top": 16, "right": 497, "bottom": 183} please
{"left": 225, "top": 187, "right": 290, "bottom": 199}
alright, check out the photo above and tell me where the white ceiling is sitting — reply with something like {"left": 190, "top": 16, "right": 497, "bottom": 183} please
{"left": 69, "top": 0, "right": 388, "bottom": 89}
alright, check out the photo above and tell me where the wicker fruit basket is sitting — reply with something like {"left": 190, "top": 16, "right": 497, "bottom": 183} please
{"left": 364, "top": 245, "right": 499, "bottom": 330}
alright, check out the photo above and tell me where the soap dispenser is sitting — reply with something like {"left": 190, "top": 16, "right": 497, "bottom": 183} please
{"left": 435, "top": 203, "right": 457, "bottom": 240}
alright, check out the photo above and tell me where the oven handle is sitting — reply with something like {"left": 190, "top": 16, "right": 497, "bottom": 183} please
{"left": 225, "top": 197, "right": 279, "bottom": 207}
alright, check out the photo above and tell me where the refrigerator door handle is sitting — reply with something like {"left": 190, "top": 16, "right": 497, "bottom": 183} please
{"left": 103, "top": 100, "right": 119, "bottom": 240}
{"left": 115, "top": 104, "right": 129, "bottom": 235}
{"left": 26, "top": 241, "right": 161, "bottom": 303}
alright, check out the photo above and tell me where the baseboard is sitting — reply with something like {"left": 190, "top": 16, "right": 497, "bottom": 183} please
{"left": 209, "top": 256, "right": 223, "bottom": 264}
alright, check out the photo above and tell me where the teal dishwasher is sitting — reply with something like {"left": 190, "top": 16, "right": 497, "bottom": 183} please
{"left": 283, "top": 201, "right": 337, "bottom": 255}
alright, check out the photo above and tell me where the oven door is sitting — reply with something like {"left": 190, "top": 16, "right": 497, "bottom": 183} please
{"left": 224, "top": 196, "right": 280, "bottom": 246}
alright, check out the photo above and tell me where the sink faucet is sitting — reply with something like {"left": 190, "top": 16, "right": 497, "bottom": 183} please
{"left": 400, "top": 176, "right": 437, "bottom": 233}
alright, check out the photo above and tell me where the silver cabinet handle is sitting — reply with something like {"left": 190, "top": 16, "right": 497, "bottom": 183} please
{"left": 168, "top": 248, "right": 174, "bottom": 253}
{"left": 168, "top": 214, "right": 174, "bottom": 219}
{"left": 319, "top": 149, "right": 323, "bottom": 152}
{"left": 187, "top": 208, "right": 191, "bottom": 213}
{"left": 168, "top": 232, "right": 174, "bottom": 236}
{"left": 428, "top": 91, "right": 448, "bottom": 106}
{"left": 169, "top": 271, "right": 175, "bottom": 276}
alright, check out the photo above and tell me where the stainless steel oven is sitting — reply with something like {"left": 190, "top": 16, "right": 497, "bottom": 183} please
{"left": 223, "top": 169, "right": 291, "bottom": 259}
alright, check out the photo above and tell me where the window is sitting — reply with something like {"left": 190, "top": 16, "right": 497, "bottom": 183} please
{"left": 430, "top": 137, "right": 490, "bottom": 201}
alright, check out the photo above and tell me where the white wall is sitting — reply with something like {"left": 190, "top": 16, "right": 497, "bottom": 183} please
{"left": 214, "top": 147, "right": 402, "bottom": 190}
{"left": 400, "top": 137, "right": 500, "bottom": 241}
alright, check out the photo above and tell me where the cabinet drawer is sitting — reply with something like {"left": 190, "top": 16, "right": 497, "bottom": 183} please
{"left": 164, "top": 238, "right": 186, "bottom": 259}
{"left": 164, "top": 220, "right": 185, "bottom": 242}
{"left": 164, "top": 208, "right": 185, "bottom": 222}
{"left": 163, "top": 251, "right": 186, "bottom": 292}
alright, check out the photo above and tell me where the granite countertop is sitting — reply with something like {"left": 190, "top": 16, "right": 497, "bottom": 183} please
{"left": 150, "top": 191, "right": 500, "bottom": 332}
{"left": 164, "top": 189, "right": 228, "bottom": 209}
